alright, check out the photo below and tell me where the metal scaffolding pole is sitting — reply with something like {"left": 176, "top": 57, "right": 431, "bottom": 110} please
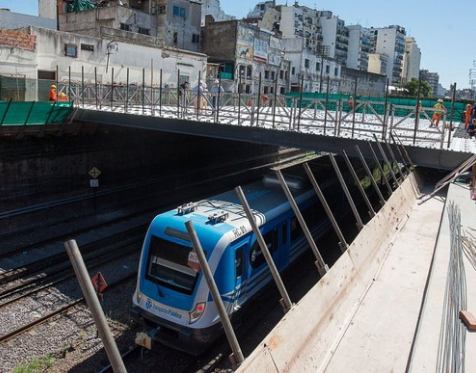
{"left": 355, "top": 145, "right": 386, "bottom": 205}
{"left": 329, "top": 154, "right": 364, "bottom": 230}
{"left": 235, "top": 186, "right": 293, "bottom": 312}
{"left": 184, "top": 221, "right": 245, "bottom": 366}
{"left": 342, "top": 151, "right": 376, "bottom": 217}
{"left": 303, "top": 163, "right": 348, "bottom": 252}
{"left": 274, "top": 170, "right": 329, "bottom": 276}
{"left": 64, "top": 240, "right": 127, "bottom": 373}
{"left": 372, "top": 135, "right": 400, "bottom": 187}
{"left": 368, "top": 142, "right": 393, "bottom": 195}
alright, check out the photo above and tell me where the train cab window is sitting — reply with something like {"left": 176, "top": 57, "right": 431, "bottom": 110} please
{"left": 235, "top": 247, "right": 243, "bottom": 278}
{"left": 146, "top": 236, "right": 199, "bottom": 295}
{"left": 250, "top": 229, "right": 278, "bottom": 269}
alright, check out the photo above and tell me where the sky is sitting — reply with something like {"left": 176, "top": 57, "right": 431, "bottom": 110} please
{"left": 1, "top": 0, "right": 473, "bottom": 89}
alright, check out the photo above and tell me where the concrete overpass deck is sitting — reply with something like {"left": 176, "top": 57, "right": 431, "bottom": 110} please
{"left": 74, "top": 104, "right": 475, "bottom": 171}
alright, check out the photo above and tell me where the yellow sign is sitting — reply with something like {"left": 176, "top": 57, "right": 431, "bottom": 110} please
{"left": 89, "top": 167, "right": 102, "bottom": 179}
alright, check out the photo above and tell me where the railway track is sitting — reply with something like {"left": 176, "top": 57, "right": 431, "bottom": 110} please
{"left": 0, "top": 272, "right": 137, "bottom": 344}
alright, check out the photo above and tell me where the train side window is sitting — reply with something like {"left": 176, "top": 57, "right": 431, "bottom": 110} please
{"left": 250, "top": 229, "right": 278, "bottom": 269}
{"left": 235, "top": 247, "right": 243, "bottom": 278}
{"left": 291, "top": 217, "right": 302, "bottom": 240}
{"left": 282, "top": 223, "right": 288, "bottom": 244}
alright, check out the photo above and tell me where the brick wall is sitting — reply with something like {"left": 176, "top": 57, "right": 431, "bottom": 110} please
{"left": 0, "top": 29, "right": 36, "bottom": 51}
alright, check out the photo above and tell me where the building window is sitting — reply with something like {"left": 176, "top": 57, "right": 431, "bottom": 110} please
{"left": 270, "top": 86, "right": 274, "bottom": 94}
{"left": 304, "top": 58, "right": 310, "bottom": 68}
{"left": 80, "top": 43, "right": 94, "bottom": 52}
{"left": 64, "top": 44, "right": 77, "bottom": 58}
{"left": 316, "top": 62, "right": 320, "bottom": 71}
{"left": 246, "top": 66, "right": 252, "bottom": 78}
{"left": 280, "top": 70, "right": 284, "bottom": 79}
{"left": 280, "top": 86, "right": 285, "bottom": 95}
{"left": 158, "top": 5, "right": 166, "bottom": 14}
{"left": 173, "top": 6, "right": 186, "bottom": 18}
{"left": 138, "top": 27, "right": 150, "bottom": 35}
{"left": 334, "top": 67, "right": 339, "bottom": 76}
{"left": 263, "top": 86, "right": 269, "bottom": 94}
{"left": 120, "top": 23, "right": 131, "bottom": 31}
{"left": 291, "top": 66, "right": 295, "bottom": 75}
{"left": 264, "top": 70, "right": 269, "bottom": 80}
{"left": 173, "top": 32, "right": 178, "bottom": 45}
{"left": 325, "top": 65, "right": 330, "bottom": 74}
{"left": 271, "top": 71, "right": 275, "bottom": 81}
{"left": 192, "top": 34, "right": 200, "bottom": 43}
{"left": 245, "top": 85, "right": 251, "bottom": 93}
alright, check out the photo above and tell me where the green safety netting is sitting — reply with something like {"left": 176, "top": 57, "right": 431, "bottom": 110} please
{"left": 286, "top": 92, "right": 466, "bottom": 122}
{"left": 66, "top": 0, "right": 96, "bottom": 13}
{"left": 0, "top": 101, "right": 73, "bottom": 126}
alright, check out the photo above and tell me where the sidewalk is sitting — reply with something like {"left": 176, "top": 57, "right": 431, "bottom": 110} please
{"left": 324, "top": 193, "right": 445, "bottom": 372}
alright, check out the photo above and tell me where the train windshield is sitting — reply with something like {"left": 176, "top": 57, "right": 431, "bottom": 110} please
{"left": 147, "top": 236, "right": 199, "bottom": 295}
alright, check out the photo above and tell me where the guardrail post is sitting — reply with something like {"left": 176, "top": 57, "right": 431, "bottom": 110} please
{"left": 184, "top": 221, "right": 245, "bottom": 366}
{"left": 274, "top": 170, "right": 329, "bottom": 276}
{"left": 150, "top": 60, "right": 154, "bottom": 116}
{"left": 272, "top": 74, "right": 278, "bottom": 129}
{"left": 177, "top": 69, "right": 180, "bottom": 118}
{"left": 447, "top": 82, "right": 456, "bottom": 149}
{"left": 413, "top": 78, "right": 422, "bottom": 146}
{"left": 125, "top": 68, "right": 129, "bottom": 113}
{"left": 329, "top": 154, "right": 364, "bottom": 230}
{"left": 303, "top": 163, "right": 348, "bottom": 252}
{"left": 342, "top": 151, "right": 376, "bottom": 218}
{"left": 64, "top": 240, "right": 127, "bottom": 373}
{"left": 159, "top": 69, "right": 163, "bottom": 116}
{"left": 351, "top": 77, "right": 357, "bottom": 138}
{"left": 216, "top": 73, "right": 222, "bottom": 123}
{"left": 355, "top": 145, "right": 386, "bottom": 206}
{"left": 383, "top": 138, "right": 405, "bottom": 179}
{"left": 68, "top": 66, "right": 72, "bottom": 105}
{"left": 390, "top": 132, "right": 410, "bottom": 172}
{"left": 297, "top": 75, "right": 304, "bottom": 131}
{"left": 235, "top": 186, "right": 293, "bottom": 312}
{"left": 237, "top": 71, "right": 242, "bottom": 125}
{"left": 256, "top": 72, "right": 262, "bottom": 127}
{"left": 81, "top": 66, "right": 84, "bottom": 107}
{"left": 373, "top": 134, "right": 400, "bottom": 186}
{"left": 392, "top": 132, "right": 415, "bottom": 168}
{"left": 324, "top": 76, "right": 330, "bottom": 135}
{"left": 382, "top": 78, "right": 389, "bottom": 140}
{"left": 142, "top": 67, "right": 145, "bottom": 115}
{"left": 336, "top": 99, "right": 342, "bottom": 136}
{"left": 368, "top": 142, "right": 393, "bottom": 195}
{"left": 196, "top": 70, "right": 201, "bottom": 120}
{"left": 110, "top": 67, "right": 114, "bottom": 111}
{"left": 45, "top": 101, "right": 57, "bottom": 125}
{"left": 94, "top": 67, "right": 99, "bottom": 109}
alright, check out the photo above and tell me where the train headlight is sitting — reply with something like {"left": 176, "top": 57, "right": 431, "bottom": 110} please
{"left": 189, "top": 302, "right": 206, "bottom": 323}
{"left": 135, "top": 291, "right": 143, "bottom": 305}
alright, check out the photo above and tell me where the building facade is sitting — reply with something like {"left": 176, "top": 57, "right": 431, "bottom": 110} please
{"left": 402, "top": 37, "right": 421, "bottom": 83}
{"left": 0, "top": 8, "right": 56, "bottom": 30}
{"left": 367, "top": 53, "right": 388, "bottom": 76}
{"left": 58, "top": 0, "right": 202, "bottom": 52}
{"left": 201, "top": 18, "right": 291, "bottom": 95}
{"left": 346, "top": 25, "right": 372, "bottom": 71}
{"left": 0, "top": 26, "right": 207, "bottom": 100}
{"left": 319, "top": 11, "right": 349, "bottom": 66}
{"left": 199, "top": 0, "right": 234, "bottom": 25}
{"left": 420, "top": 69, "right": 440, "bottom": 96}
{"left": 372, "top": 25, "right": 406, "bottom": 83}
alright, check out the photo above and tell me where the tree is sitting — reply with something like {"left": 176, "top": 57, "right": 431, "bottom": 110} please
{"left": 403, "top": 78, "right": 433, "bottom": 97}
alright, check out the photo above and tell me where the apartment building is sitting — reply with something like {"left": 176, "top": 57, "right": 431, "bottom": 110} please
{"left": 402, "top": 37, "right": 421, "bottom": 83}
{"left": 57, "top": 0, "right": 202, "bottom": 52}
{"left": 199, "top": 0, "right": 234, "bottom": 26}
{"left": 201, "top": 17, "right": 291, "bottom": 94}
{"left": 371, "top": 25, "right": 406, "bottom": 83}
{"left": 318, "top": 11, "right": 349, "bottom": 66}
{"left": 420, "top": 69, "right": 440, "bottom": 96}
{"left": 346, "top": 25, "right": 372, "bottom": 71}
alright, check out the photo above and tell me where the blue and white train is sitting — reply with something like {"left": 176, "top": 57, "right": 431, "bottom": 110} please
{"left": 132, "top": 174, "right": 344, "bottom": 354}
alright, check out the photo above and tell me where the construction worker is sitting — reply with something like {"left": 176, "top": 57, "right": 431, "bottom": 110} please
{"left": 58, "top": 91, "right": 69, "bottom": 102}
{"left": 465, "top": 103, "right": 473, "bottom": 129}
{"left": 348, "top": 95, "right": 355, "bottom": 112}
{"left": 49, "top": 84, "right": 57, "bottom": 102}
{"left": 430, "top": 99, "right": 446, "bottom": 128}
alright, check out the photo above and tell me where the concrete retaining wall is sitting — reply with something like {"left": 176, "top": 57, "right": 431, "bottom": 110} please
{"left": 237, "top": 172, "right": 421, "bottom": 373}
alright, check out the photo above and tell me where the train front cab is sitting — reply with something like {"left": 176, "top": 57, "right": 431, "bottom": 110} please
{"left": 132, "top": 216, "right": 245, "bottom": 354}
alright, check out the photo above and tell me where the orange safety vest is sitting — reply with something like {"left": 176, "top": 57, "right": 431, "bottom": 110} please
{"left": 49, "top": 88, "right": 57, "bottom": 102}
